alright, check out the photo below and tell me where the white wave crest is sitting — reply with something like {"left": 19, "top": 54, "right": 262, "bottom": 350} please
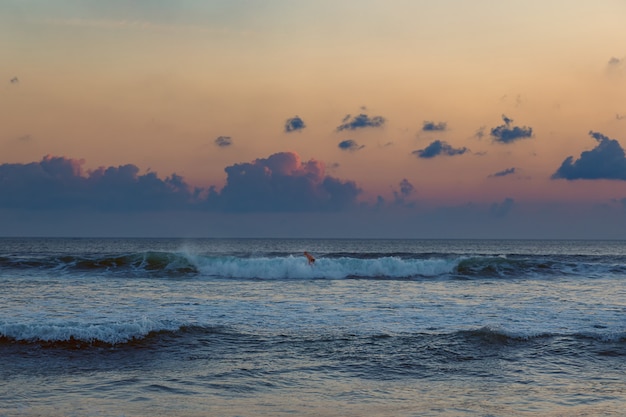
{"left": 0, "top": 317, "right": 179, "bottom": 344}
{"left": 192, "top": 255, "right": 459, "bottom": 279}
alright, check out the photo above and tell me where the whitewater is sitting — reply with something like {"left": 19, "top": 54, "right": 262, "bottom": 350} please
{"left": 1, "top": 238, "right": 625, "bottom": 416}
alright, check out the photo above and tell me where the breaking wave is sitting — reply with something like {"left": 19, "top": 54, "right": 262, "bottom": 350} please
{"left": 0, "top": 318, "right": 184, "bottom": 347}
{"left": 2, "top": 321, "right": 624, "bottom": 350}
{"left": 1, "top": 251, "right": 625, "bottom": 280}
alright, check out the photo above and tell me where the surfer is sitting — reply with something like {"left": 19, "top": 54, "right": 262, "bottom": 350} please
{"left": 304, "top": 251, "right": 316, "bottom": 265}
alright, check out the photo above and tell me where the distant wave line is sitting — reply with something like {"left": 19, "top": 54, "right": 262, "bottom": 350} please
{"left": 2, "top": 251, "right": 625, "bottom": 280}
{"left": 2, "top": 321, "right": 624, "bottom": 348}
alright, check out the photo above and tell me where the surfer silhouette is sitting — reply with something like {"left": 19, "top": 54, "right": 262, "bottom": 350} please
{"left": 304, "top": 251, "right": 316, "bottom": 265}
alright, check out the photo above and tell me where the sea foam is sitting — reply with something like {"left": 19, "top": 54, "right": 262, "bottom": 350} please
{"left": 193, "top": 255, "right": 459, "bottom": 279}
{"left": 0, "top": 317, "right": 180, "bottom": 345}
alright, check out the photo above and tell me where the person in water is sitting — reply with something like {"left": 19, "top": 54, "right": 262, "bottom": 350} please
{"left": 304, "top": 251, "right": 315, "bottom": 265}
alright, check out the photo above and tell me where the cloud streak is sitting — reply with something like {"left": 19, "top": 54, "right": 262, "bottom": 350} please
{"left": 338, "top": 140, "right": 365, "bottom": 152}
{"left": 489, "top": 167, "right": 516, "bottom": 178}
{"left": 336, "top": 113, "right": 386, "bottom": 131}
{"left": 412, "top": 140, "right": 468, "bottom": 159}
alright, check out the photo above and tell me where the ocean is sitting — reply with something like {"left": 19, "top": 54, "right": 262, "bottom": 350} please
{"left": 0, "top": 238, "right": 625, "bottom": 417}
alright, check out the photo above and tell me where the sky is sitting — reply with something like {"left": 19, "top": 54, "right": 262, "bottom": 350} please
{"left": 1, "top": 0, "right": 626, "bottom": 238}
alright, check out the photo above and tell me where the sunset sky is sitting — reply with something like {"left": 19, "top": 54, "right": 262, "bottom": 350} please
{"left": 1, "top": 0, "right": 626, "bottom": 238}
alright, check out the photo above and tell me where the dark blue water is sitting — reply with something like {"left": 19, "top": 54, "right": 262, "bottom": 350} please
{"left": 1, "top": 238, "right": 625, "bottom": 416}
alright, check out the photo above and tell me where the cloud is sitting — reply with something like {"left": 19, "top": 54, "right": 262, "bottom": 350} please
{"left": 489, "top": 167, "right": 516, "bottom": 178}
{"left": 412, "top": 140, "right": 468, "bottom": 159}
{"left": 490, "top": 114, "right": 533, "bottom": 144}
{"left": 607, "top": 56, "right": 625, "bottom": 76}
{"left": 489, "top": 197, "right": 515, "bottom": 218}
{"left": 391, "top": 178, "right": 416, "bottom": 207}
{"left": 285, "top": 116, "right": 306, "bottom": 133}
{"left": 474, "top": 126, "right": 486, "bottom": 139}
{"left": 552, "top": 131, "right": 626, "bottom": 180}
{"left": 208, "top": 152, "right": 361, "bottom": 212}
{"left": 214, "top": 136, "right": 232, "bottom": 147}
{"left": 398, "top": 179, "right": 414, "bottom": 197}
{"left": 608, "top": 57, "right": 622, "bottom": 66}
{"left": 0, "top": 153, "right": 362, "bottom": 213}
{"left": 338, "top": 140, "right": 365, "bottom": 152}
{"left": 0, "top": 155, "right": 198, "bottom": 210}
{"left": 336, "top": 113, "right": 386, "bottom": 131}
{"left": 422, "top": 121, "right": 447, "bottom": 131}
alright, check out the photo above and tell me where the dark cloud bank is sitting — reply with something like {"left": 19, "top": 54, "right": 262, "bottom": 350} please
{"left": 4, "top": 132, "right": 626, "bottom": 238}
{"left": 0, "top": 156, "right": 196, "bottom": 211}
{"left": 0, "top": 153, "right": 361, "bottom": 213}
{"left": 210, "top": 152, "right": 361, "bottom": 212}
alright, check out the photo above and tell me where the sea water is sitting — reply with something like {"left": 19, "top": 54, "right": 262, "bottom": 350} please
{"left": 0, "top": 238, "right": 625, "bottom": 416}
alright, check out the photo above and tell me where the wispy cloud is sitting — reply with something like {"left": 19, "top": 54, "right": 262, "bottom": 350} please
{"left": 608, "top": 57, "right": 622, "bottom": 66}
{"left": 489, "top": 167, "right": 516, "bottom": 178}
{"left": 392, "top": 178, "right": 416, "bottom": 207}
{"left": 607, "top": 56, "right": 625, "bottom": 77}
{"left": 412, "top": 140, "right": 468, "bottom": 159}
{"left": 490, "top": 197, "right": 515, "bottom": 218}
{"left": 338, "top": 140, "right": 364, "bottom": 152}
{"left": 336, "top": 113, "right": 386, "bottom": 132}
{"left": 214, "top": 136, "right": 233, "bottom": 147}
{"left": 474, "top": 126, "right": 486, "bottom": 139}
